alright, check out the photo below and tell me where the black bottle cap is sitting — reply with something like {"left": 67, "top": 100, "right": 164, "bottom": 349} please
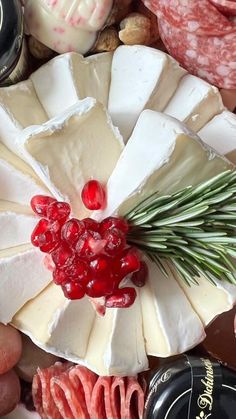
{"left": 0, "top": 0, "right": 23, "bottom": 81}
{"left": 144, "top": 355, "right": 236, "bottom": 419}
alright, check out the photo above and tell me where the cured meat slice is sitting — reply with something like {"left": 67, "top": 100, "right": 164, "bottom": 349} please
{"left": 90, "top": 376, "right": 113, "bottom": 419}
{"left": 210, "top": 0, "right": 236, "bottom": 16}
{"left": 111, "top": 377, "right": 126, "bottom": 418}
{"left": 68, "top": 365, "right": 97, "bottom": 415}
{"left": 125, "top": 377, "right": 145, "bottom": 419}
{"left": 143, "top": 0, "right": 235, "bottom": 35}
{"left": 32, "top": 362, "right": 70, "bottom": 419}
{"left": 143, "top": 0, "right": 236, "bottom": 88}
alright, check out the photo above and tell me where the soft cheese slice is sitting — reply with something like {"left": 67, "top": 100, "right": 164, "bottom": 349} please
{"left": 0, "top": 79, "right": 47, "bottom": 156}
{"left": 140, "top": 259, "right": 205, "bottom": 356}
{"left": 0, "top": 201, "right": 37, "bottom": 249}
{"left": 85, "top": 290, "right": 148, "bottom": 376}
{"left": 30, "top": 52, "right": 112, "bottom": 118}
{"left": 0, "top": 143, "right": 48, "bottom": 205}
{"left": 108, "top": 45, "right": 186, "bottom": 142}
{"left": 0, "top": 245, "right": 52, "bottom": 324}
{"left": 198, "top": 110, "right": 236, "bottom": 157}
{"left": 164, "top": 74, "right": 224, "bottom": 132}
{"left": 23, "top": 98, "right": 124, "bottom": 217}
{"left": 97, "top": 110, "right": 230, "bottom": 220}
{"left": 174, "top": 273, "right": 236, "bottom": 327}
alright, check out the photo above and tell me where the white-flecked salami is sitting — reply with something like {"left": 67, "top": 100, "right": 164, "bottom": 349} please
{"left": 210, "top": 0, "right": 236, "bottom": 16}
{"left": 32, "top": 363, "right": 145, "bottom": 418}
{"left": 142, "top": 0, "right": 236, "bottom": 89}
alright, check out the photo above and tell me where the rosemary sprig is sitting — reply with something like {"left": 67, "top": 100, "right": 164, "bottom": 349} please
{"left": 125, "top": 170, "right": 236, "bottom": 286}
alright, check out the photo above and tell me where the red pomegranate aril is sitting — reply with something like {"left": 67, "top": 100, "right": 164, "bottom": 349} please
{"left": 76, "top": 230, "right": 103, "bottom": 259}
{"left": 51, "top": 242, "right": 74, "bottom": 268}
{"left": 81, "top": 180, "right": 106, "bottom": 210}
{"left": 100, "top": 217, "right": 129, "bottom": 234}
{"left": 61, "top": 219, "right": 85, "bottom": 244}
{"left": 131, "top": 261, "right": 148, "bottom": 287}
{"left": 119, "top": 248, "right": 141, "bottom": 277}
{"left": 47, "top": 201, "right": 71, "bottom": 223}
{"left": 53, "top": 268, "right": 68, "bottom": 285}
{"left": 30, "top": 195, "right": 57, "bottom": 217}
{"left": 62, "top": 282, "right": 85, "bottom": 300}
{"left": 86, "top": 277, "right": 116, "bottom": 298}
{"left": 31, "top": 219, "right": 49, "bottom": 247}
{"left": 83, "top": 218, "right": 100, "bottom": 232}
{"left": 40, "top": 240, "right": 60, "bottom": 253}
{"left": 65, "top": 260, "right": 91, "bottom": 284}
{"left": 90, "top": 256, "right": 110, "bottom": 277}
{"left": 104, "top": 228, "right": 126, "bottom": 257}
{"left": 105, "top": 287, "right": 137, "bottom": 308}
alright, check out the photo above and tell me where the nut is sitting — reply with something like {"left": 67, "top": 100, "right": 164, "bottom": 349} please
{"left": 92, "top": 27, "right": 120, "bottom": 53}
{"left": 119, "top": 13, "right": 151, "bottom": 46}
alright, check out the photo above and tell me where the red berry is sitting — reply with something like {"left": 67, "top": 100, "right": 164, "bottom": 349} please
{"left": 104, "top": 228, "right": 126, "bottom": 257}
{"left": 119, "top": 248, "right": 141, "bottom": 277}
{"left": 53, "top": 268, "right": 68, "bottom": 285}
{"left": 81, "top": 180, "right": 106, "bottom": 210}
{"left": 105, "top": 287, "right": 137, "bottom": 308}
{"left": 30, "top": 195, "right": 57, "bottom": 217}
{"left": 65, "top": 259, "right": 91, "bottom": 285}
{"left": 131, "top": 261, "right": 148, "bottom": 287}
{"left": 51, "top": 242, "right": 74, "bottom": 268}
{"left": 86, "top": 276, "right": 116, "bottom": 298}
{"left": 90, "top": 256, "right": 110, "bottom": 277}
{"left": 61, "top": 219, "right": 85, "bottom": 244}
{"left": 47, "top": 202, "right": 71, "bottom": 223}
{"left": 83, "top": 218, "right": 100, "bottom": 232}
{"left": 62, "top": 282, "right": 85, "bottom": 300}
{"left": 76, "top": 230, "right": 104, "bottom": 259}
{"left": 100, "top": 217, "right": 129, "bottom": 234}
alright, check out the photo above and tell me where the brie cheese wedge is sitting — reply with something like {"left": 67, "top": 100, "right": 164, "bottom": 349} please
{"left": 0, "top": 201, "right": 37, "bottom": 249}
{"left": 30, "top": 52, "right": 112, "bottom": 118}
{"left": 108, "top": 45, "right": 186, "bottom": 142}
{"left": 164, "top": 74, "right": 224, "bottom": 132}
{"left": 0, "top": 245, "right": 52, "bottom": 324}
{"left": 22, "top": 98, "right": 124, "bottom": 217}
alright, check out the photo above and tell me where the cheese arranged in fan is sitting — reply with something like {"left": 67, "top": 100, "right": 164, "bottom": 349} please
{"left": 0, "top": 45, "right": 235, "bottom": 376}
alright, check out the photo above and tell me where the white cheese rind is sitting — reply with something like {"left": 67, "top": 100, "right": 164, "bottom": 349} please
{"left": 0, "top": 79, "right": 47, "bottom": 156}
{"left": 97, "top": 110, "right": 230, "bottom": 220}
{"left": 22, "top": 98, "right": 124, "bottom": 217}
{"left": 30, "top": 52, "right": 112, "bottom": 118}
{"left": 108, "top": 45, "right": 185, "bottom": 142}
{"left": 0, "top": 245, "right": 52, "bottom": 324}
{"left": 140, "top": 259, "right": 205, "bottom": 356}
{"left": 198, "top": 110, "right": 236, "bottom": 155}
{"left": 0, "top": 207, "right": 37, "bottom": 249}
{"left": 164, "top": 74, "right": 224, "bottom": 131}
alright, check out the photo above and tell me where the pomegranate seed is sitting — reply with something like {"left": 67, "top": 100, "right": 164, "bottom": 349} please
{"left": 86, "top": 276, "right": 116, "bottom": 298}
{"left": 62, "top": 282, "right": 85, "bottom": 300}
{"left": 105, "top": 287, "right": 137, "bottom": 308}
{"left": 83, "top": 218, "right": 100, "bottom": 232}
{"left": 90, "top": 256, "right": 110, "bottom": 277}
{"left": 30, "top": 195, "right": 57, "bottom": 217}
{"left": 104, "top": 228, "right": 126, "bottom": 257}
{"left": 53, "top": 268, "right": 68, "bottom": 285}
{"left": 51, "top": 242, "right": 74, "bottom": 268}
{"left": 100, "top": 217, "right": 129, "bottom": 234}
{"left": 61, "top": 219, "right": 85, "bottom": 244}
{"left": 65, "top": 259, "right": 91, "bottom": 285}
{"left": 81, "top": 180, "right": 106, "bottom": 210}
{"left": 31, "top": 219, "right": 49, "bottom": 247}
{"left": 131, "top": 261, "right": 148, "bottom": 287}
{"left": 119, "top": 248, "right": 141, "bottom": 277}
{"left": 76, "top": 230, "right": 103, "bottom": 259}
{"left": 47, "top": 201, "right": 71, "bottom": 223}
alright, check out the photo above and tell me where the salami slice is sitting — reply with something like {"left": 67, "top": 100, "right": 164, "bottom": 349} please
{"left": 210, "top": 0, "right": 236, "bottom": 16}
{"left": 143, "top": 0, "right": 236, "bottom": 89}
{"left": 111, "top": 377, "right": 126, "bottom": 418}
{"left": 90, "top": 376, "right": 113, "bottom": 419}
{"left": 68, "top": 365, "right": 97, "bottom": 415}
{"left": 125, "top": 377, "right": 145, "bottom": 419}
